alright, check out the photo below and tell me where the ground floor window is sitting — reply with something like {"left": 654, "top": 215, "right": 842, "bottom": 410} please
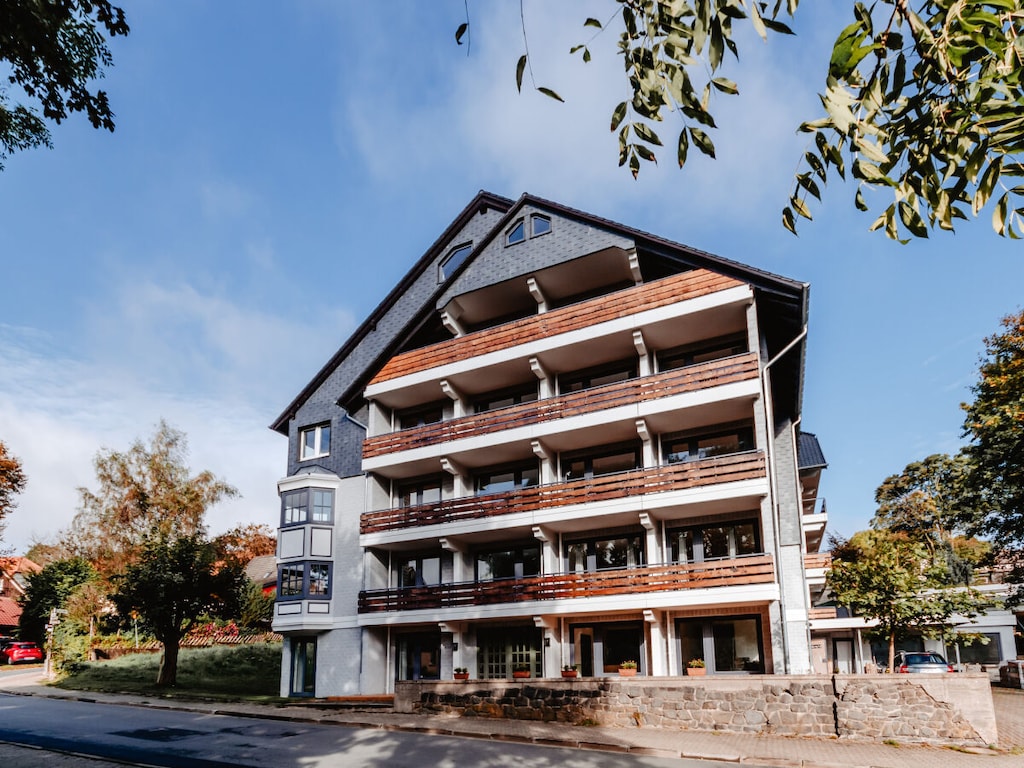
{"left": 676, "top": 615, "right": 764, "bottom": 673}
{"left": 397, "top": 631, "right": 441, "bottom": 680}
{"left": 290, "top": 637, "right": 316, "bottom": 696}
{"left": 569, "top": 621, "right": 645, "bottom": 676}
{"left": 476, "top": 626, "right": 541, "bottom": 678}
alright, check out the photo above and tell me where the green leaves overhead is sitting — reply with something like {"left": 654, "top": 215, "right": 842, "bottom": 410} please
{"left": 785, "top": 1, "right": 1024, "bottom": 239}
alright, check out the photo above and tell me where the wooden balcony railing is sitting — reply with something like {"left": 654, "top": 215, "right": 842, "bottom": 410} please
{"left": 360, "top": 451, "right": 766, "bottom": 534}
{"left": 358, "top": 553, "right": 776, "bottom": 613}
{"left": 369, "top": 269, "right": 745, "bottom": 385}
{"left": 804, "top": 552, "right": 831, "bottom": 571}
{"left": 363, "top": 353, "right": 759, "bottom": 459}
{"left": 807, "top": 607, "right": 839, "bottom": 620}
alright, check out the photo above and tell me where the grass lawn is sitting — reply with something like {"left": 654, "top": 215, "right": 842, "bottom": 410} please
{"left": 55, "top": 642, "right": 283, "bottom": 701}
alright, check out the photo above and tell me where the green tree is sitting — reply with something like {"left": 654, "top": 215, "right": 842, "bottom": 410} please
{"left": 962, "top": 309, "right": 1024, "bottom": 586}
{"left": 238, "top": 579, "right": 274, "bottom": 631}
{"left": 0, "top": 439, "right": 27, "bottom": 550}
{"left": 827, "top": 530, "right": 997, "bottom": 671}
{"left": 474, "top": 1, "right": 1024, "bottom": 239}
{"left": 212, "top": 523, "right": 276, "bottom": 568}
{"left": 17, "top": 557, "right": 97, "bottom": 645}
{"left": 0, "top": 0, "right": 129, "bottom": 170}
{"left": 109, "top": 533, "right": 246, "bottom": 686}
{"left": 63, "top": 421, "right": 237, "bottom": 580}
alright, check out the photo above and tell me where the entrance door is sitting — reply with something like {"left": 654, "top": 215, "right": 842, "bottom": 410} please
{"left": 834, "top": 639, "right": 854, "bottom": 674}
{"left": 575, "top": 629, "right": 594, "bottom": 677}
{"left": 290, "top": 637, "right": 316, "bottom": 697}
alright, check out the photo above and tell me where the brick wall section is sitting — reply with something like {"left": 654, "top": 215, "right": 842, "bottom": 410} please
{"left": 395, "top": 675, "right": 997, "bottom": 746}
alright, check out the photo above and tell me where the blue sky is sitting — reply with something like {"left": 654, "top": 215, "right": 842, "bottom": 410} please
{"left": 1, "top": 1, "right": 1022, "bottom": 554}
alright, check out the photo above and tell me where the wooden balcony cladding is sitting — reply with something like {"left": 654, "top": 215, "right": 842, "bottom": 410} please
{"left": 807, "top": 607, "right": 839, "bottom": 620}
{"left": 364, "top": 353, "right": 759, "bottom": 460}
{"left": 358, "top": 554, "right": 775, "bottom": 613}
{"left": 369, "top": 269, "right": 745, "bottom": 385}
{"left": 360, "top": 451, "right": 766, "bottom": 534}
{"left": 804, "top": 552, "right": 831, "bottom": 571}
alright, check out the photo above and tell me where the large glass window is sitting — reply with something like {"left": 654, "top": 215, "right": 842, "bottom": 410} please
{"left": 662, "top": 423, "right": 754, "bottom": 464}
{"left": 670, "top": 519, "right": 760, "bottom": 563}
{"left": 677, "top": 616, "right": 764, "bottom": 673}
{"left": 397, "top": 475, "right": 443, "bottom": 507}
{"left": 290, "top": 637, "right": 316, "bottom": 696}
{"left": 398, "top": 554, "right": 442, "bottom": 588}
{"left": 562, "top": 442, "right": 642, "bottom": 481}
{"left": 472, "top": 383, "right": 538, "bottom": 413}
{"left": 476, "top": 626, "right": 542, "bottom": 679}
{"left": 277, "top": 562, "right": 333, "bottom": 600}
{"left": 565, "top": 534, "right": 645, "bottom": 572}
{"left": 658, "top": 334, "right": 748, "bottom": 371}
{"left": 281, "top": 488, "right": 334, "bottom": 526}
{"left": 950, "top": 633, "right": 1002, "bottom": 665}
{"left": 299, "top": 423, "right": 331, "bottom": 461}
{"left": 397, "top": 631, "right": 441, "bottom": 680}
{"left": 559, "top": 359, "right": 637, "bottom": 394}
{"left": 474, "top": 462, "right": 539, "bottom": 495}
{"left": 476, "top": 543, "right": 541, "bottom": 581}
{"left": 397, "top": 402, "right": 445, "bottom": 430}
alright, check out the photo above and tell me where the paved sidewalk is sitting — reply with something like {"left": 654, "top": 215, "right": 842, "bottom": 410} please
{"left": 1, "top": 672, "right": 1022, "bottom": 768}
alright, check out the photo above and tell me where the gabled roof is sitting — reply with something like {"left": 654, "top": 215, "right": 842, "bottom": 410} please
{"left": 245, "top": 554, "right": 277, "bottom": 585}
{"left": 798, "top": 432, "right": 828, "bottom": 471}
{"left": 0, "top": 596, "right": 21, "bottom": 628}
{"left": 271, "top": 191, "right": 514, "bottom": 434}
{"left": 272, "top": 191, "right": 810, "bottom": 433}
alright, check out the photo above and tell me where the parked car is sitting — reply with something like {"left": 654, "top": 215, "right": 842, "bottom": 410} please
{"left": 895, "top": 651, "right": 954, "bottom": 673}
{"left": 1, "top": 641, "right": 44, "bottom": 665}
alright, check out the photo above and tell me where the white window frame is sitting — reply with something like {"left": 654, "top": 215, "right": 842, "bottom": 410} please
{"left": 299, "top": 423, "right": 330, "bottom": 461}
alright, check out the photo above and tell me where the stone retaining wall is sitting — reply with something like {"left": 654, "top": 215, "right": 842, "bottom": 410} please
{"left": 395, "top": 674, "right": 997, "bottom": 746}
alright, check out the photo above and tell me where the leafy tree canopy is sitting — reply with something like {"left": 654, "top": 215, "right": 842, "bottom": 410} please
{"left": 0, "top": 439, "right": 27, "bottom": 550}
{"left": 18, "top": 556, "right": 97, "bottom": 644}
{"left": 962, "top": 309, "right": 1024, "bottom": 562}
{"left": 468, "top": 0, "right": 1024, "bottom": 240}
{"left": 827, "top": 529, "right": 997, "bottom": 670}
{"left": 212, "top": 523, "right": 276, "bottom": 568}
{"left": 62, "top": 421, "right": 237, "bottom": 580}
{"left": 109, "top": 533, "right": 246, "bottom": 686}
{"left": 0, "top": 0, "right": 129, "bottom": 169}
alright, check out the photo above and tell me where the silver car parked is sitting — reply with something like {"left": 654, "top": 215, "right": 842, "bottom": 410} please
{"left": 895, "top": 651, "right": 954, "bottom": 673}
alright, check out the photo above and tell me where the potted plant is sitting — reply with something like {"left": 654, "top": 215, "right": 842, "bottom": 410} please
{"left": 454, "top": 667, "right": 469, "bottom": 680}
{"left": 512, "top": 663, "right": 532, "bottom": 679}
{"left": 561, "top": 664, "right": 579, "bottom": 679}
{"left": 686, "top": 658, "right": 706, "bottom": 676}
{"left": 618, "top": 660, "right": 638, "bottom": 677}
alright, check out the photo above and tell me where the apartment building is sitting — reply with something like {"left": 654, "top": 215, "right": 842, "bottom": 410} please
{"left": 270, "top": 192, "right": 826, "bottom": 697}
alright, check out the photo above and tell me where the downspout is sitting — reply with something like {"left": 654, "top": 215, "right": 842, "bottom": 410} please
{"left": 760, "top": 324, "right": 807, "bottom": 674}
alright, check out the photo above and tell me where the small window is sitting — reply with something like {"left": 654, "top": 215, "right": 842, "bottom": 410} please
{"left": 439, "top": 242, "right": 473, "bottom": 281}
{"left": 282, "top": 488, "right": 335, "bottom": 526}
{"left": 506, "top": 219, "right": 525, "bottom": 245}
{"left": 531, "top": 215, "right": 551, "bottom": 236}
{"left": 299, "top": 423, "right": 331, "bottom": 461}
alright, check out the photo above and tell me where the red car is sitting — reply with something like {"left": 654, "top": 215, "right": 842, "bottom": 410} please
{"left": 2, "top": 641, "right": 44, "bottom": 665}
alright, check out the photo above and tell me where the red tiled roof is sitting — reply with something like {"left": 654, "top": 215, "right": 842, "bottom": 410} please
{"left": 0, "top": 596, "right": 22, "bottom": 628}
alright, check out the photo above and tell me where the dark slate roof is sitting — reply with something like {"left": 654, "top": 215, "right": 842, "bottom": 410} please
{"left": 797, "top": 432, "right": 828, "bottom": 471}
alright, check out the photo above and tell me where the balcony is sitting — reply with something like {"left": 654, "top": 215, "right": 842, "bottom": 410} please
{"left": 358, "top": 553, "right": 775, "bottom": 613}
{"left": 368, "top": 269, "right": 745, "bottom": 388}
{"left": 360, "top": 451, "right": 766, "bottom": 535}
{"left": 364, "top": 353, "right": 759, "bottom": 460}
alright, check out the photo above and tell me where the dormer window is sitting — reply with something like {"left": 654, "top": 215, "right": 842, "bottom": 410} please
{"left": 299, "top": 423, "right": 330, "bottom": 461}
{"left": 531, "top": 215, "right": 551, "bottom": 236}
{"left": 439, "top": 242, "right": 473, "bottom": 281}
{"left": 506, "top": 219, "right": 525, "bottom": 245}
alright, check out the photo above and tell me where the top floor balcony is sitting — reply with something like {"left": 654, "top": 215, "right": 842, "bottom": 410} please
{"left": 363, "top": 352, "right": 759, "bottom": 461}
{"left": 366, "top": 269, "right": 748, "bottom": 397}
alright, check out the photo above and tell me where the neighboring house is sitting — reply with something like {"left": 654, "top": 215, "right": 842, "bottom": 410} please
{"left": 270, "top": 192, "right": 827, "bottom": 697}
{"left": 807, "top": 556, "right": 1023, "bottom": 675}
{"left": 245, "top": 554, "right": 278, "bottom": 595}
{"left": 0, "top": 557, "right": 42, "bottom": 634}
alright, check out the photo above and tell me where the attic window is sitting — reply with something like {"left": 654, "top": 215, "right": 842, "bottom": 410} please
{"left": 506, "top": 220, "right": 525, "bottom": 245}
{"left": 531, "top": 215, "right": 551, "bottom": 236}
{"left": 439, "top": 242, "right": 473, "bottom": 281}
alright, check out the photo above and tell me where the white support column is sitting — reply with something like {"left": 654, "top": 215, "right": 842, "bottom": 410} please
{"left": 627, "top": 248, "right": 642, "bottom": 284}
{"left": 636, "top": 418, "right": 655, "bottom": 469}
{"left": 530, "top": 357, "right": 553, "bottom": 399}
{"left": 527, "top": 276, "right": 549, "bottom": 313}
{"left": 367, "top": 399, "right": 390, "bottom": 438}
{"left": 440, "top": 538, "right": 467, "bottom": 584}
{"left": 639, "top": 512, "right": 660, "bottom": 565}
{"left": 531, "top": 439, "right": 555, "bottom": 485}
{"left": 440, "top": 379, "right": 466, "bottom": 419}
{"left": 440, "top": 456, "right": 468, "bottom": 498}
{"left": 632, "top": 330, "right": 651, "bottom": 377}
{"left": 533, "top": 525, "right": 557, "bottom": 576}
{"left": 441, "top": 299, "right": 466, "bottom": 337}
{"left": 645, "top": 609, "right": 667, "bottom": 677}
{"left": 439, "top": 621, "right": 464, "bottom": 676}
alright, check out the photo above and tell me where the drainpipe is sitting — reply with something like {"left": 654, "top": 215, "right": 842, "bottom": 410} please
{"left": 760, "top": 324, "right": 807, "bottom": 674}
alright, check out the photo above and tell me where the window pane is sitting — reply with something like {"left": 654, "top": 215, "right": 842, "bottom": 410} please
{"left": 592, "top": 451, "right": 638, "bottom": 476}
{"left": 567, "top": 543, "right": 587, "bottom": 573}
{"left": 712, "top": 618, "right": 762, "bottom": 672}
{"left": 309, "top": 564, "right": 330, "bottom": 596}
{"left": 311, "top": 489, "right": 333, "bottom": 523}
{"left": 521, "top": 546, "right": 540, "bottom": 577}
{"left": 303, "top": 429, "right": 316, "bottom": 457}
{"left": 703, "top": 527, "right": 730, "bottom": 559}
{"left": 507, "top": 221, "right": 525, "bottom": 244}
{"left": 319, "top": 424, "right": 330, "bottom": 452}
{"left": 735, "top": 523, "right": 758, "bottom": 555}
{"left": 420, "top": 557, "right": 440, "bottom": 586}
{"left": 283, "top": 490, "right": 308, "bottom": 525}
{"left": 532, "top": 215, "right": 551, "bottom": 236}
{"left": 698, "top": 434, "right": 741, "bottom": 458}
{"left": 477, "top": 471, "right": 515, "bottom": 495}
{"left": 280, "top": 565, "right": 304, "bottom": 596}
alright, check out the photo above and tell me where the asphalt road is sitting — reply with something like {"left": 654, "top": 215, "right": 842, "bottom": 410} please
{"left": 0, "top": 692, "right": 700, "bottom": 768}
